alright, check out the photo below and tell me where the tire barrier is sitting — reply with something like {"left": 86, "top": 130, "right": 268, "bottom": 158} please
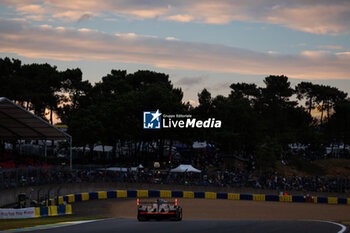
{"left": 46, "top": 190, "right": 350, "bottom": 206}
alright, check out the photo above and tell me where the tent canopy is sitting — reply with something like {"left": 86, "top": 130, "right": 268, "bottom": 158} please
{"left": 170, "top": 164, "right": 201, "bottom": 173}
{"left": 192, "top": 141, "right": 214, "bottom": 149}
{"left": 92, "top": 145, "right": 113, "bottom": 152}
{"left": 0, "top": 97, "right": 70, "bottom": 140}
{"left": 102, "top": 167, "right": 138, "bottom": 172}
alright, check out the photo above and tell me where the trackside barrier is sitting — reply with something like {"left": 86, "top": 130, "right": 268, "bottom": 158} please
{"left": 194, "top": 192, "right": 205, "bottom": 198}
{"left": 35, "top": 204, "right": 72, "bottom": 217}
{"left": 265, "top": 195, "right": 279, "bottom": 201}
{"left": 52, "top": 190, "right": 349, "bottom": 206}
{"left": 35, "top": 207, "right": 40, "bottom": 217}
{"left": 39, "top": 206, "right": 48, "bottom": 216}
{"left": 183, "top": 191, "right": 194, "bottom": 198}
{"left": 328, "top": 197, "right": 338, "bottom": 204}
{"left": 127, "top": 190, "right": 137, "bottom": 197}
{"left": 171, "top": 191, "right": 183, "bottom": 198}
{"left": 82, "top": 192, "right": 89, "bottom": 201}
{"left": 217, "top": 192, "right": 228, "bottom": 199}
{"left": 117, "top": 190, "right": 127, "bottom": 198}
{"left": 317, "top": 197, "right": 328, "bottom": 204}
{"left": 48, "top": 206, "right": 57, "bottom": 216}
{"left": 46, "top": 199, "right": 55, "bottom": 206}
{"left": 205, "top": 192, "right": 217, "bottom": 199}
{"left": 240, "top": 194, "right": 253, "bottom": 200}
{"left": 148, "top": 190, "right": 160, "bottom": 197}
{"left": 137, "top": 190, "right": 148, "bottom": 198}
{"left": 160, "top": 190, "right": 172, "bottom": 198}
{"left": 107, "top": 191, "right": 116, "bottom": 198}
{"left": 292, "top": 196, "right": 305, "bottom": 203}
{"left": 75, "top": 193, "right": 82, "bottom": 202}
{"left": 58, "top": 196, "right": 64, "bottom": 205}
{"left": 279, "top": 195, "right": 292, "bottom": 202}
{"left": 253, "top": 194, "right": 265, "bottom": 201}
{"left": 228, "top": 193, "right": 240, "bottom": 200}
{"left": 67, "top": 194, "right": 74, "bottom": 203}
{"left": 98, "top": 191, "right": 107, "bottom": 199}
{"left": 306, "top": 196, "right": 314, "bottom": 203}
{"left": 89, "top": 192, "right": 98, "bottom": 200}
{"left": 338, "top": 198, "right": 347, "bottom": 204}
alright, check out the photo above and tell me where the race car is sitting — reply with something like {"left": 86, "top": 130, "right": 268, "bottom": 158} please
{"left": 137, "top": 198, "right": 182, "bottom": 221}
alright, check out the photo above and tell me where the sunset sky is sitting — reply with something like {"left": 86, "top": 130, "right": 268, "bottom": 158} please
{"left": 0, "top": 0, "right": 349, "bottom": 104}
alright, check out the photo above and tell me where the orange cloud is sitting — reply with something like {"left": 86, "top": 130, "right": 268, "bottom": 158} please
{"left": 16, "top": 4, "right": 46, "bottom": 14}
{"left": 266, "top": 4, "right": 350, "bottom": 35}
{"left": 0, "top": 19, "right": 349, "bottom": 80}
{"left": 165, "top": 14, "right": 194, "bottom": 23}
{"left": 2, "top": 0, "right": 350, "bottom": 35}
{"left": 318, "top": 45, "right": 344, "bottom": 50}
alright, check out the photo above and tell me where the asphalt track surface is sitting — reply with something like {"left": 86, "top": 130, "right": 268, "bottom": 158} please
{"left": 24, "top": 218, "right": 346, "bottom": 233}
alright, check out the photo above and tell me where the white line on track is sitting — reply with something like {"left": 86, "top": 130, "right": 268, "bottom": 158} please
{"left": 0, "top": 219, "right": 105, "bottom": 233}
{"left": 307, "top": 220, "right": 347, "bottom": 233}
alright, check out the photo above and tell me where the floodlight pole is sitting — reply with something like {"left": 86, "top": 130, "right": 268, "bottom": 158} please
{"left": 69, "top": 136, "right": 72, "bottom": 170}
{"left": 44, "top": 140, "right": 47, "bottom": 159}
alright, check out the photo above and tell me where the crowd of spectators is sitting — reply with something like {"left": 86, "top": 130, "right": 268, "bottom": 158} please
{"left": 205, "top": 169, "right": 350, "bottom": 193}
{"left": 1, "top": 166, "right": 349, "bottom": 194}
{"left": 0, "top": 151, "right": 51, "bottom": 169}
{"left": 1, "top": 148, "right": 350, "bottom": 194}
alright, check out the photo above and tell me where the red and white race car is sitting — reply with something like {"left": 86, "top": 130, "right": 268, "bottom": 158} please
{"left": 137, "top": 198, "right": 182, "bottom": 221}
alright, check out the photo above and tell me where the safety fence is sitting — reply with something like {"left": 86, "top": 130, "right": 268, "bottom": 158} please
{"left": 0, "top": 204, "right": 72, "bottom": 219}
{"left": 47, "top": 190, "right": 350, "bottom": 206}
{"left": 2, "top": 167, "right": 349, "bottom": 194}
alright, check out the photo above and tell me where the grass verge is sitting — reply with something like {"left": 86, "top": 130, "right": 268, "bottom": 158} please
{"left": 0, "top": 216, "right": 105, "bottom": 230}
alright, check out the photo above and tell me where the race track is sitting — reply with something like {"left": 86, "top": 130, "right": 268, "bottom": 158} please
{"left": 72, "top": 198, "right": 350, "bottom": 221}
{"left": 24, "top": 218, "right": 346, "bottom": 233}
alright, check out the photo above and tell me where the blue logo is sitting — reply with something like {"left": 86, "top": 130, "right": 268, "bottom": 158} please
{"left": 143, "top": 110, "right": 162, "bottom": 129}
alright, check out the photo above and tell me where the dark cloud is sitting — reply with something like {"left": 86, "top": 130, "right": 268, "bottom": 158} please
{"left": 77, "top": 13, "right": 93, "bottom": 23}
{"left": 176, "top": 76, "right": 206, "bottom": 86}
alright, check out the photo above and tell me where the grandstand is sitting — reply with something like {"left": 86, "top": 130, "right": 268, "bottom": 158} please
{"left": 0, "top": 97, "right": 72, "bottom": 168}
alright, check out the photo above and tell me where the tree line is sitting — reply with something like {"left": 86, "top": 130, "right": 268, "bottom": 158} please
{"left": 1, "top": 57, "right": 350, "bottom": 168}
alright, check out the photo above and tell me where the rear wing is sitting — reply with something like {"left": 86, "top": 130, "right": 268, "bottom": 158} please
{"left": 137, "top": 198, "right": 178, "bottom": 206}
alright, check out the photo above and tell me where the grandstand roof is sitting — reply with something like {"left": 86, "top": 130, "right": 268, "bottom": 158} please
{"left": 0, "top": 97, "right": 71, "bottom": 139}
